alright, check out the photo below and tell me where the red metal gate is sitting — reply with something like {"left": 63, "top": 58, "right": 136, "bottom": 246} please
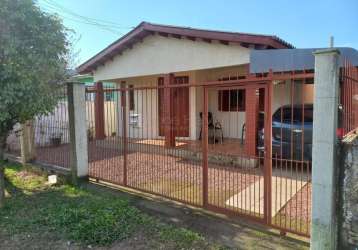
{"left": 85, "top": 71, "right": 314, "bottom": 237}
{"left": 341, "top": 59, "right": 358, "bottom": 137}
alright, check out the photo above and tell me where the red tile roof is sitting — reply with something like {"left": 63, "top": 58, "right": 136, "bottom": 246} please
{"left": 77, "top": 22, "right": 294, "bottom": 74}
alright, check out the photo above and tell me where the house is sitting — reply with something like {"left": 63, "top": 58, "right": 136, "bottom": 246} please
{"left": 77, "top": 22, "right": 315, "bottom": 157}
{"left": 72, "top": 74, "right": 117, "bottom": 101}
{"left": 72, "top": 74, "right": 119, "bottom": 136}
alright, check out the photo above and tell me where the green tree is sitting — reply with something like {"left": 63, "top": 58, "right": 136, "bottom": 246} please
{"left": 0, "top": 0, "right": 70, "bottom": 207}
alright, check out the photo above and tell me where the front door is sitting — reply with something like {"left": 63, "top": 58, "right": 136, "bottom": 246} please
{"left": 158, "top": 76, "right": 189, "bottom": 137}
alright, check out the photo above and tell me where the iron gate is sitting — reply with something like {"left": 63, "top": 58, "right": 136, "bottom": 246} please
{"left": 341, "top": 59, "right": 358, "bottom": 137}
{"left": 85, "top": 72, "right": 314, "bottom": 237}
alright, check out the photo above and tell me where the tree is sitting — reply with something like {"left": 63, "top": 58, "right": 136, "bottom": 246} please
{"left": 0, "top": 0, "right": 70, "bottom": 207}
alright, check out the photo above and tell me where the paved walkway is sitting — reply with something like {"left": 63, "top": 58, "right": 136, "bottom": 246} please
{"left": 226, "top": 176, "right": 307, "bottom": 217}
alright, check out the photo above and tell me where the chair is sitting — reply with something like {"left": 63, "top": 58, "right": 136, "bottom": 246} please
{"left": 241, "top": 123, "right": 246, "bottom": 145}
{"left": 199, "top": 112, "right": 224, "bottom": 144}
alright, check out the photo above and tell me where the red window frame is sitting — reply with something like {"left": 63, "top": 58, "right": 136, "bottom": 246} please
{"left": 217, "top": 76, "right": 246, "bottom": 112}
{"left": 218, "top": 89, "right": 246, "bottom": 111}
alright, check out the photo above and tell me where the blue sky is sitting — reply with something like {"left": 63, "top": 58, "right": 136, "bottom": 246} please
{"left": 36, "top": 0, "right": 358, "bottom": 66}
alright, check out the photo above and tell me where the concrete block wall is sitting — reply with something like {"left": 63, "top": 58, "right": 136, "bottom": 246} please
{"left": 339, "top": 139, "right": 358, "bottom": 249}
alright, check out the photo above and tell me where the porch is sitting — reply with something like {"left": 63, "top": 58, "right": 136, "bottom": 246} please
{"left": 91, "top": 68, "right": 314, "bottom": 160}
{"left": 132, "top": 138, "right": 246, "bottom": 156}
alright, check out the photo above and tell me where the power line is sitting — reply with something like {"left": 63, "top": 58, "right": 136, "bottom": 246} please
{"left": 41, "top": 7, "right": 122, "bottom": 35}
{"left": 38, "top": 0, "right": 134, "bottom": 36}
{"left": 41, "top": 5, "right": 123, "bottom": 35}
{"left": 43, "top": 0, "right": 132, "bottom": 29}
{"left": 39, "top": 1, "right": 122, "bottom": 30}
{"left": 41, "top": 0, "right": 123, "bottom": 28}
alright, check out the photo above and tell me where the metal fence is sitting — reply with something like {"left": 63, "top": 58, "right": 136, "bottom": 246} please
{"left": 341, "top": 59, "right": 358, "bottom": 137}
{"left": 85, "top": 71, "right": 313, "bottom": 237}
{"left": 5, "top": 85, "right": 71, "bottom": 168}
{"left": 6, "top": 58, "right": 357, "bottom": 238}
{"left": 32, "top": 85, "right": 71, "bottom": 168}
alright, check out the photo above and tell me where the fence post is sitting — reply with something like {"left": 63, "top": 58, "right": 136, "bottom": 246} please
{"left": 68, "top": 82, "right": 88, "bottom": 183}
{"left": 245, "top": 87, "right": 259, "bottom": 156}
{"left": 94, "top": 81, "right": 105, "bottom": 140}
{"left": 263, "top": 80, "right": 273, "bottom": 225}
{"left": 20, "top": 120, "right": 36, "bottom": 164}
{"left": 164, "top": 73, "right": 175, "bottom": 147}
{"left": 311, "top": 49, "right": 340, "bottom": 250}
{"left": 28, "top": 120, "right": 36, "bottom": 160}
{"left": 121, "top": 81, "right": 128, "bottom": 186}
{"left": 202, "top": 87, "right": 209, "bottom": 208}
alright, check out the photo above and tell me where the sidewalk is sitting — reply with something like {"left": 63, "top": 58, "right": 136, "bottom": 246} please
{"left": 86, "top": 181, "right": 310, "bottom": 250}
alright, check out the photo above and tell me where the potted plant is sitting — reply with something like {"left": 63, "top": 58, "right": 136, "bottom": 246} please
{"left": 88, "top": 127, "right": 95, "bottom": 141}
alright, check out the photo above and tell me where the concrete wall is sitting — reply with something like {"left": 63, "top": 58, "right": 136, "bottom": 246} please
{"left": 339, "top": 139, "right": 358, "bottom": 249}
{"left": 311, "top": 49, "right": 340, "bottom": 250}
{"left": 93, "top": 34, "right": 250, "bottom": 82}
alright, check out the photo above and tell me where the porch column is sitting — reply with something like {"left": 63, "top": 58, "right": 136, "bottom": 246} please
{"left": 245, "top": 87, "right": 259, "bottom": 156}
{"left": 311, "top": 49, "right": 340, "bottom": 250}
{"left": 164, "top": 73, "right": 175, "bottom": 147}
{"left": 20, "top": 120, "right": 36, "bottom": 164}
{"left": 94, "top": 81, "right": 105, "bottom": 140}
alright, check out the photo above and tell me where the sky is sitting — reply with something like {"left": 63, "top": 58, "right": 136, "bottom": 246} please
{"left": 36, "top": 0, "right": 358, "bottom": 67}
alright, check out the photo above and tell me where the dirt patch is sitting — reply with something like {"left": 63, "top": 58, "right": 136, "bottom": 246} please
{"left": 0, "top": 230, "right": 218, "bottom": 250}
{"left": 0, "top": 230, "right": 82, "bottom": 250}
{"left": 131, "top": 194, "right": 309, "bottom": 250}
{"left": 14, "top": 170, "right": 40, "bottom": 180}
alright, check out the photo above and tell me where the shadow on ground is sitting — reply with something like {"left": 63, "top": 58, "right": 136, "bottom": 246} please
{"left": 86, "top": 182, "right": 310, "bottom": 250}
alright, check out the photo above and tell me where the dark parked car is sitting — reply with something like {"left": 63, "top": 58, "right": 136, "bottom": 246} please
{"left": 258, "top": 104, "right": 313, "bottom": 161}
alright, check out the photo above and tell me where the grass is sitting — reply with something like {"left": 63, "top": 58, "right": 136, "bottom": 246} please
{"left": 0, "top": 162, "right": 224, "bottom": 249}
{"left": 272, "top": 214, "right": 310, "bottom": 236}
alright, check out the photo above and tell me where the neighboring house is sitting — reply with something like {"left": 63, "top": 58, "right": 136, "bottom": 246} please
{"left": 73, "top": 74, "right": 116, "bottom": 101}
{"left": 76, "top": 22, "right": 316, "bottom": 155}
{"left": 72, "top": 74, "right": 118, "bottom": 136}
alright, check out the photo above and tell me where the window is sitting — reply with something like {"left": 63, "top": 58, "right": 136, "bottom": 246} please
{"left": 105, "top": 92, "right": 114, "bottom": 101}
{"left": 129, "top": 85, "right": 135, "bottom": 111}
{"left": 218, "top": 89, "right": 246, "bottom": 111}
{"left": 85, "top": 93, "right": 95, "bottom": 101}
{"left": 273, "top": 106, "right": 313, "bottom": 123}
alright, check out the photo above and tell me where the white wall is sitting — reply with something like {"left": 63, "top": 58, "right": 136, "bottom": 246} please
{"left": 114, "top": 76, "right": 159, "bottom": 139}
{"left": 194, "top": 65, "right": 248, "bottom": 139}
{"left": 208, "top": 89, "right": 246, "bottom": 139}
{"left": 93, "top": 34, "right": 250, "bottom": 82}
{"left": 272, "top": 80, "right": 314, "bottom": 115}
{"left": 104, "top": 65, "right": 314, "bottom": 141}
{"left": 34, "top": 101, "right": 70, "bottom": 146}
{"left": 86, "top": 101, "right": 118, "bottom": 137}
{"left": 114, "top": 72, "right": 198, "bottom": 140}
{"left": 195, "top": 79, "right": 314, "bottom": 140}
